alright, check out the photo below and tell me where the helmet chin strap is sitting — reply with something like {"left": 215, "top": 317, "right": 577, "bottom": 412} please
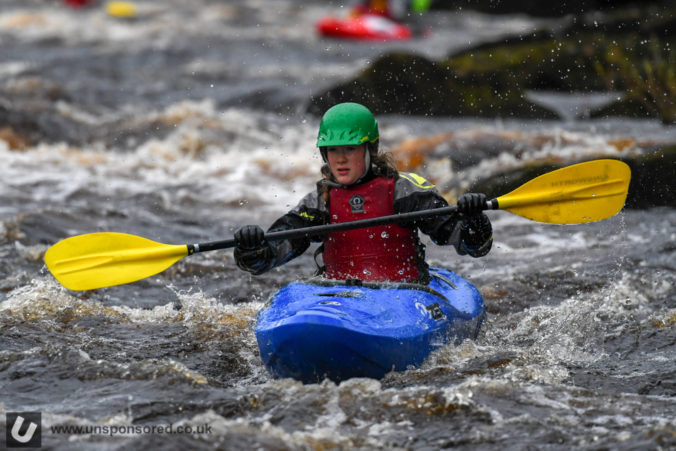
{"left": 354, "top": 149, "right": 371, "bottom": 183}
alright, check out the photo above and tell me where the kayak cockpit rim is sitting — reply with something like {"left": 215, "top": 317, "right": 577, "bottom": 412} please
{"left": 301, "top": 276, "right": 452, "bottom": 303}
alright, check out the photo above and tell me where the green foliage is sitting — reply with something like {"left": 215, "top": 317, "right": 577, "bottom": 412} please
{"left": 596, "top": 38, "right": 676, "bottom": 124}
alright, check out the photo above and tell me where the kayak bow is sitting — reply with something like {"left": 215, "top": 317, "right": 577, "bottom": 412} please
{"left": 255, "top": 267, "right": 484, "bottom": 383}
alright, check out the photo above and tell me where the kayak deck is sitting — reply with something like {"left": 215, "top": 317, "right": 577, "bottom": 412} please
{"left": 255, "top": 267, "right": 485, "bottom": 383}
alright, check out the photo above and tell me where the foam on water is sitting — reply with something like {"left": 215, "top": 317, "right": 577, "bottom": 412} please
{"left": 419, "top": 255, "right": 673, "bottom": 389}
{"left": 1, "top": 277, "right": 270, "bottom": 391}
{"left": 2, "top": 102, "right": 323, "bottom": 220}
{"left": 1, "top": 277, "right": 264, "bottom": 329}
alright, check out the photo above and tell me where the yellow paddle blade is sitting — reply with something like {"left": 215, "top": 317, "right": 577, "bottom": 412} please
{"left": 44, "top": 233, "right": 189, "bottom": 291}
{"left": 496, "top": 159, "right": 631, "bottom": 224}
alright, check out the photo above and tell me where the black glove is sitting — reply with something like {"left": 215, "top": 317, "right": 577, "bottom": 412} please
{"left": 235, "top": 225, "right": 265, "bottom": 249}
{"left": 234, "top": 225, "right": 273, "bottom": 274}
{"left": 460, "top": 213, "right": 493, "bottom": 257}
{"left": 457, "top": 193, "right": 487, "bottom": 216}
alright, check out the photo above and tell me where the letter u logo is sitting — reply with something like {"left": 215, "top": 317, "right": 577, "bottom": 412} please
{"left": 6, "top": 412, "right": 41, "bottom": 448}
{"left": 11, "top": 416, "right": 37, "bottom": 443}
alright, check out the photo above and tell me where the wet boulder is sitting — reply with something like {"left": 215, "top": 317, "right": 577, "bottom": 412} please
{"left": 307, "top": 52, "right": 558, "bottom": 119}
{"left": 621, "top": 146, "right": 676, "bottom": 208}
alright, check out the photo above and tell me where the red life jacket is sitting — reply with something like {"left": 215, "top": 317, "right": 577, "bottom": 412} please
{"left": 323, "top": 177, "right": 421, "bottom": 282}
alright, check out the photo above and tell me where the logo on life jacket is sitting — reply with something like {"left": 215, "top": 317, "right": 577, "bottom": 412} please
{"left": 349, "top": 194, "right": 365, "bottom": 213}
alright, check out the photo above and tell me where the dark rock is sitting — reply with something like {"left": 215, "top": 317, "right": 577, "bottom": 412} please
{"left": 446, "top": 32, "right": 609, "bottom": 93}
{"left": 622, "top": 146, "right": 676, "bottom": 208}
{"left": 308, "top": 52, "right": 558, "bottom": 119}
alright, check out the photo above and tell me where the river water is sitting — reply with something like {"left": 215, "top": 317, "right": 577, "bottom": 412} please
{"left": 1, "top": 1, "right": 675, "bottom": 449}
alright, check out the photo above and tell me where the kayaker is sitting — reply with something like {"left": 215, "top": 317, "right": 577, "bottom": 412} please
{"left": 234, "top": 102, "right": 492, "bottom": 283}
{"left": 351, "top": 0, "right": 430, "bottom": 20}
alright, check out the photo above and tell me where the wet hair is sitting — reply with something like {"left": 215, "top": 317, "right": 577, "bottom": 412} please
{"left": 318, "top": 142, "right": 399, "bottom": 204}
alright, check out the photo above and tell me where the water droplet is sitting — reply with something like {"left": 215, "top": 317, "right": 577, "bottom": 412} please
{"left": 381, "top": 231, "right": 389, "bottom": 239}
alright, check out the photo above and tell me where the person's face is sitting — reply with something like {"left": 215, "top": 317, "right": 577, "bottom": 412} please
{"left": 325, "top": 144, "right": 367, "bottom": 185}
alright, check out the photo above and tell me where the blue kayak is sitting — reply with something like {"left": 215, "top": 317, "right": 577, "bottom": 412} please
{"left": 255, "top": 267, "right": 485, "bottom": 383}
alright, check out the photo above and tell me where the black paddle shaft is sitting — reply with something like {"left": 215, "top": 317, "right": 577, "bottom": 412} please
{"left": 188, "top": 199, "right": 498, "bottom": 254}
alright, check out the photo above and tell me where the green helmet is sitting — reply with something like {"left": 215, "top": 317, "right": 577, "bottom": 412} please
{"left": 316, "top": 102, "right": 379, "bottom": 148}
